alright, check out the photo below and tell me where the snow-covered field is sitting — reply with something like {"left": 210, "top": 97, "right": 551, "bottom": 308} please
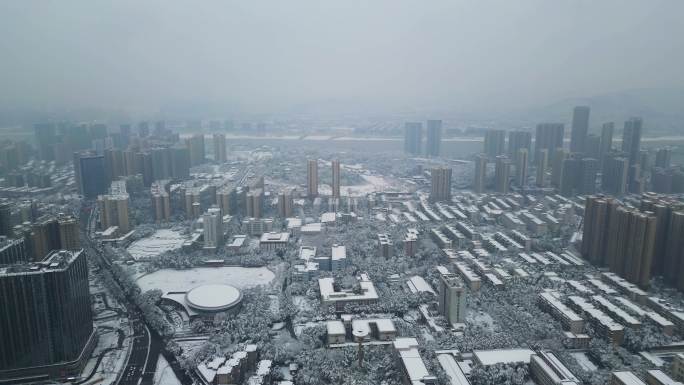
{"left": 136, "top": 266, "right": 275, "bottom": 292}
{"left": 153, "top": 354, "right": 181, "bottom": 385}
{"left": 345, "top": 174, "right": 408, "bottom": 196}
{"left": 127, "top": 230, "right": 186, "bottom": 260}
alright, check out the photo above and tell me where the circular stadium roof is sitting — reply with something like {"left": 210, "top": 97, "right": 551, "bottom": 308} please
{"left": 185, "top": 284, "right": 242, "bottom": 312}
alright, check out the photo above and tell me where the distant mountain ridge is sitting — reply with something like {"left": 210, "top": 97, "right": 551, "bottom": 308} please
{"left": 514, "top": 87, "right": 684, "bottom": 134}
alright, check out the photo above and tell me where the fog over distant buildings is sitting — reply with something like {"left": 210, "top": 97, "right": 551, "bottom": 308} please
{"left": 1, "top": 0, "right": 683, "bottom": 120}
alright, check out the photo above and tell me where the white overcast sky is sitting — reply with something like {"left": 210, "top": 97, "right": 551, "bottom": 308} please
{"left": 1, "top": 0, "right": 683, "bottom": 116}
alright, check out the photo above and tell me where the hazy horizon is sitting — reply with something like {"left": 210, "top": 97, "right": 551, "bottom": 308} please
{"left": 1, "top": 0, "right": 684, "bottom": 119}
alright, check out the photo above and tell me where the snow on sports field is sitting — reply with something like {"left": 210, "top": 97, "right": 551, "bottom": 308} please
{"left": 127, "top": 229, "right": 186, "bottom": 260}
{"left": 136, "top": 266, "right": 275, "bottom": 293}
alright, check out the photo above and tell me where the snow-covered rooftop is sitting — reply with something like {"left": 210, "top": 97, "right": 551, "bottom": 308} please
{"left": 473, "top": 348, "right": 534, "bottom": 366}
{"left": 185, "top": 284, "right": 242, "bottom": 311}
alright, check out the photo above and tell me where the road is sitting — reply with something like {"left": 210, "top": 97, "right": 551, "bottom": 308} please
{"left": 80, "top": 205, "right": 194, "bottom": 385}
{"left": 117, "top": 320, "right": 150, "bottom": 385}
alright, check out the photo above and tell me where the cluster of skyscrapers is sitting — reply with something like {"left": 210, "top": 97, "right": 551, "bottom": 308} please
{"left": 2, "top": 213, "right": 80, "bottom": 263}
{"left": 307, "top": 158, "right": 343, "bottom": 199}
{"left": 57, "top": 122, "right": 230, "bottom": 199}
{"left": 469, "top": 107, "right": 681, "bottom": 197}
{"left": 403, "top": 120, "right": 443, "bottom": 157}
{"left": 582, "top": 194, "right": 684, "bottom": 289}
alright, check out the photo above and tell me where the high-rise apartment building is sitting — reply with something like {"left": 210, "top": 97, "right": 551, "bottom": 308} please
{"left": 515, "top": 148, "right": 528, "bottom": 188}
{"left": 31, "top": 216, "right": 61, "bottom": 261}
{"left": 404, "top": 122, "right": 422, "bottom": 155}
{"left": 332, "top": 160, "right": 341, "bottom": 198}
{"left": 150, "top": 147, "right": 172, "bottom": 181}
{"left": 217, "top": 187, "right": 234, "bottom": 217}
{"left": 559, "top": 156, "right": 581, "bottom": 197}
{"left": 622, "top": 117, "right": 643, "bottom": 192}
{"left": 0, "top": 250, "right": 95, "bottom": 382}
{"left": 104, "top": 148, "right": 125, "bottom": 184}
{"left": 151, "top": 181, "right": 171, "bottom": 222}
{"left": 551, "top": 148, "right": 568, "bottom": 187}
{"left": 473, "top": 154, "right": 487, "bottom": 193}
{"left": 655, "top": 147, "right": 672, "bottom": 169}
{"left": 582, "top": 196, "right": 659, "bottom": 288}
{"left": 28, "top": 215, "right": 80, "bottom": 261}
{"left": 438, "top": 267, "right": 466, "bottom": 325}
{"left": 585, "top": 134, "right": 601, "bottom": 160}
{"left": 664, "top": 210, "right": 684, "bottom": 290}
{"left": 638, "top": 196, "right": 684, "bottom": 283}
{"left": 171, "top": 145, "right": 191, "bottom": 180}
{"left": 494, "top": 156, "right": 511, "bottom": 194}
{"left": 622, "top": 117, "right": 643, "bottom": 166}
{"left": 640, "top": 150, "right": 650, "bottom": 175}
{"left": 602, "top": 155, "right": 629, "bottom": 195}
{"left": 508, "top": 130, "right": 532, "bottom": 187}
{"left": 484, "top": 129, "right": 506, "bottom": 158}
{"left": 403, "top": 229, "right": 419, "bottom": 257}
{"left": 508, "top": 131, "right": 532, "bottom": 158}
{"left": 559, "top": 156, "right": 597, "bottom": 196}
{"left": 570, "top": 106, "right": 590, "bottom": 154}
{"left": 429, "top": 167, "right": 452, "bottom": 202}
{"left": 426, "top": 120, "right": 442, "bottom": 157}
{"left": 599, "top": 122, "right": 614, "bottom": 168}
{"left": 97, "top": 180, "right": 130, "bottom": 233}
{"left": 277, "top": 189, "right": 294, "bottom": 218}
{"left": 74, "top": 152, "right": 107, "bottom": 199}
{"left": 203, "top": 206, "right": 223, "bottom": 249}
{"left": 579, "top": 158, "right": 598, "bottom": 195}
{"left": 378, "top": 233, "right": 393, "bottom": 259}
{"left": 245, "top": 188, "right": 264, "bottom": 219}
{"left": 183, "top": 188, "right": 201, "bottom": 219}
{"left": 186, "top": 133, "right": 206, "bottom": 167}
{"left": 536, "top": 149, "right": 549, "bottom": 187}
{"left": 307, "top": 159, "right": 318, "bottom": 198}
{"left": 213, "top": 133, "right": 227, "bottom": 163}
{"left": 535, "top": 123, "right": 565, "bottom": 160}
{"left": 57, "top": 216, "right": 80, "bottom": 251}
{"left": 581, "top": 196, "right": 613, "bottom": 266}
{"left": 33, "top": 123, "right": 57, "bottom": 161}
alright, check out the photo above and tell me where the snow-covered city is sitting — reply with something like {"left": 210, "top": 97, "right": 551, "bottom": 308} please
{"left": 2, "top": 2, "right": 684, "bottom": 385}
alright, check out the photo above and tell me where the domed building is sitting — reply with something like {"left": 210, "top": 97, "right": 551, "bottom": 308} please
{"left": 162, "top": 284, "right": 243, "bottom": 318}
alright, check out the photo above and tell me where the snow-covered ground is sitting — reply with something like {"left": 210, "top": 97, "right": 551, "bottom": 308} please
{"left": 153, "top": 354, "right": 182, "bottom": 385}
{"left": 127, "top": 230, "right": 186, "bottom": 260}
{"left": 81, "top": 330, "right": 129, "bottom": 385}
{"left": 345, "top": 174, "right": 407, "bottom": 196}
{"left": 136, "top": 266, "right": 275, "bottom": 292}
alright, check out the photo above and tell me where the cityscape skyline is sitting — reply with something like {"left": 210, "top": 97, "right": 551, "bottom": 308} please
{"left": 2, "top": 2, "right": 684, "bottom": 385}
{"left": 1, "top": 2, "right": 684, "bottom": 119}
